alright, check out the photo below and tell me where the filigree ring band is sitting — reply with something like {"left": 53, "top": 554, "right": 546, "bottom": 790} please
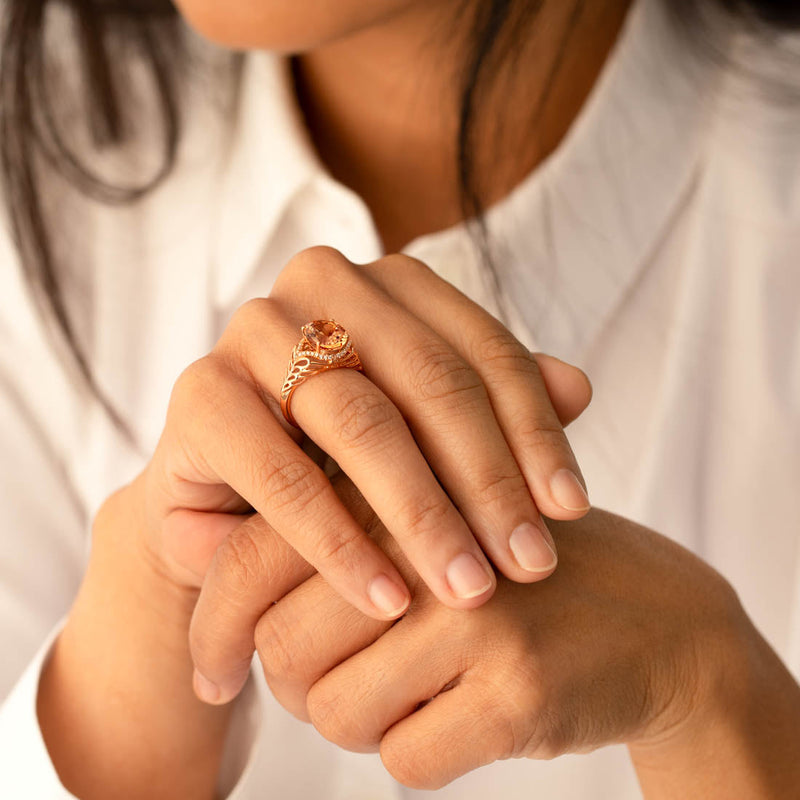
{"left": 279, "top": 319, "right": 364, "bottom": 428}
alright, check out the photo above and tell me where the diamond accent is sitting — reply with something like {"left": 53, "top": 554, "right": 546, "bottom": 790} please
{"left": 296, "top": 341, "right": 353, "bottom": 363}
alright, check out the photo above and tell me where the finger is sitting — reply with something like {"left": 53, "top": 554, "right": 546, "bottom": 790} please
{"left": 161, "top": 508, "right": 249, "bottom": 587}
{"left": 268, "top": 248, "right": 557, "bottom": 585}
{"left": 380, "top": 677, "right": 513, "bottom": 790}
{"left": 216, "top": 295, "right": 500, "bottom": 607}
{"left": 531, "top": 352, "right": 592, "bottom": 428}
{"left": 305, "top": 614, "right": 466, "bottom": 754}
{"left": 189, "top": 513, "right": 315, "bottom": 705}
{"left": 254, "top": 573, "right": 389, "bottom": 721}
{"left": 167, "top": 354, "right": 412, "bottom": 620}
{"left": 254, "top": 473, "right": 421, "bottom": 720}
{"left": 364, "top": 255, "right": 592, "bottom": 518}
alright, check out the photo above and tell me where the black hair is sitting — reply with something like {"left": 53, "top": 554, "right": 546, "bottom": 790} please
{"left": 0, "top": 0, "right": 798, "bottom": 442}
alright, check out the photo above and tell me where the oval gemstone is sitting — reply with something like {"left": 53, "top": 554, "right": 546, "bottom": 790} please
{"left": 302, "top": 319, "right": 349, "bottom": 351}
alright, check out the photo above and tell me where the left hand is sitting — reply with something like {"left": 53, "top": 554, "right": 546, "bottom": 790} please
{"left": 251, "top": 473, "right": 747, "bottom": 789}
{"left": 186, "top": 343, "right": 592, "bottom": 703}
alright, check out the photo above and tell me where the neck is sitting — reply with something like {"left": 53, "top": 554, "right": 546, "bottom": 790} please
{"left": 292, "top": 0, "right": 633, "bottom": 253}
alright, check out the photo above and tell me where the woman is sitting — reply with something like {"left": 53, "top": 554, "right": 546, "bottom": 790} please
{"left": 0, "top": 0, "right": 798, "bottom": 797}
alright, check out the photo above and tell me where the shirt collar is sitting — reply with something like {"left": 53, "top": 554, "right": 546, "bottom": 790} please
{"left": 404, "top": 0, "right": 726, "bottom": 362}
{"left": 212, "top": 54, "right": 319, "bottom": 307}
{"left": 212, "top": 0, "right": 726, "bottom": 362}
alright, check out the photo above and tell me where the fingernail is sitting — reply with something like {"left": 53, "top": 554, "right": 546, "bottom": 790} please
{"left": 446, "top": 553, "right": 494, "bottom": 599}
{"left": 550, "top": 468, "right": 591, "bottom": 511}
{"left": 509, "top": 522, "right": 557, "bottom": 572}
{"left": 368, "top": 574, "right": 410, "bottom": 618}
{"left": 194, "top": 668, "right": 249, "bottom": 706}
{"left": 193, "top": 669, "right": 221, "bottom": 704}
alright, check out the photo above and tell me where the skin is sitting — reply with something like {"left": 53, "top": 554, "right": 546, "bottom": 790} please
{"left": 36, "top": 0, "right": 800, "bottom": 797}
{"left": 246, "top": 473, "right": 800, "bottom": 794}
{"left": 174, "top": 0, "right": 634, "bottom": 251}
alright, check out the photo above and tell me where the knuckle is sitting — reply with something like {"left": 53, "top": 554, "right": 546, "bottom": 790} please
{"left": 167, "top": 358, "right": 237, "bottom": 464}
{"left": 396, "top": 495, "right": 452, "bottom": 544}
{"left": 471, "top": 469, "right": 529, "bottom": 508}
{"left": 515, "top": 417, "right": 572, "bottom": 459}
{"left": 213, "top": 526, "right": 266, "bottom": 599}
{"left": 228, "top": 296, "right": 276, "bottom": 333}
{"left": 263, "top": 677, "right": 313, "bottom": 724}
{"left": 307, "top": 677, "right": 378, "bottom": 752}
{"left": 476, "top": 331, "right": 538, "bottom": 379}
{"left": 170, "top": 355, "right": 230, "bottom": 417}
{"left": 311, "top": 525, "right": 365, "bottom": 577}
{"left": 380, "top": 689, "right": 516, "bottom": 790}
{"left": 488, "top": 648, "right": 552, "bottom": 759}
{"left": 274, "top": 246, "right": 352, "bottom": 296}
{"left": 306, "top": 681, "right": 353, "bottom": 748}
{"left": 332, "top": 389, "right": 403, "bottom": 451}
{"left": 253, "top": 452, "right": 326, "bottom": 515}
{"left": 406, "top": 341, "right": 484, "bottom": 407}
{"left": 502, "top": 686, "right": 543, "bottom": 759}
{"left": 255, "top": 610, "right": 304, "bottom": 682}
{"left": 469, "top": 691, "right": 517, "bottom": 763}
{"left": 372, "top": 252, "right": 426, "bottom": 275}
{"left": 216, "top": 297, "right": 278, "bottom": 370}
{"left": 291, "top": 245, "right": 350, "bottom": 271}
{"left": 497, "top": 712, "right": 526, "bottom": 763}
{"left": 463, "top": 683, "right": 530, "bottom": 765}
{"left": 380, "top": 738, "right": 435, "bottom": 790}
{"left": 522, "top": 705, "right": 569, "bottom": 760}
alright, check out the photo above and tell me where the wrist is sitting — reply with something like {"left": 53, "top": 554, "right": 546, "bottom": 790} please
{"left": 38, "top": 478, "right": 229, "bottom": 799}
{"left": 628, "top": 584, "right": 800, "bottom": 798}
{"left": 635, "top": 574, "right": 744, "bottom": 745}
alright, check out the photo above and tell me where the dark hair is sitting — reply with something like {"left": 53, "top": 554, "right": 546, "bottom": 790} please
{"left": 1, "top": 0, "right": 799, "bottom": 443}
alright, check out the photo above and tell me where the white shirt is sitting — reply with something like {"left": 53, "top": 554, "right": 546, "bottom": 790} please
{"left": 1, "top": 0, "right": 798, "bottom": 796}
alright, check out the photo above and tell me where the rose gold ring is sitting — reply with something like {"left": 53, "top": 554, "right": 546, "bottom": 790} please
{"left": 280, "top": 319, "right": 364, "bottom": 428}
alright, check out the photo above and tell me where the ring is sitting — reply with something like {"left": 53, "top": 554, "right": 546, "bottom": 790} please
{"left": 280, "top": 319, "right": 364, "bottom": 428}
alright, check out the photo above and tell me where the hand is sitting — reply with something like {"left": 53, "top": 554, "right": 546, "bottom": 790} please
{"left": 128, "top": 245, "right": 591, "bottom": 698}
{"left": 250, "top": 475, "right": 745, "bottom": 790}
{"left": 187, "top": 348, "right": 591, "bottom": 703}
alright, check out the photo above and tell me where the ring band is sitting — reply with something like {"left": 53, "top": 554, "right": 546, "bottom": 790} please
{"left": 280, "top": 319, "right": 364, "bottom": 428}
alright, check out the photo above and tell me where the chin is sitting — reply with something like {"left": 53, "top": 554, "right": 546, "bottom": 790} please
{"left": 171, "top": 0, "right": 416, "bottom": 53}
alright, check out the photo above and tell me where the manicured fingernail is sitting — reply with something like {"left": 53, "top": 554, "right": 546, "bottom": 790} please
{"left": 446, "top": 553, "right": 494, "bottom": 599}
{"left": 368, "top": 574, "right": 410, "bottom": 618}
{"left": 509, "top": 522, "right": 557, "bottom": 572}
{"left": 550, "top": 468, "right": 591, "bottom": 511}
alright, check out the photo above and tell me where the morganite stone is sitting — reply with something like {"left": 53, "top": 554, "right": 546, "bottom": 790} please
{"left": 302, "top": 319, "right": 349, "bottom": 351}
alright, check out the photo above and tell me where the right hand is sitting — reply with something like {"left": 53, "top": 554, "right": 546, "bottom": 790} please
{"left": 129, "top": 248, "right": 592, "bottom": 678}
